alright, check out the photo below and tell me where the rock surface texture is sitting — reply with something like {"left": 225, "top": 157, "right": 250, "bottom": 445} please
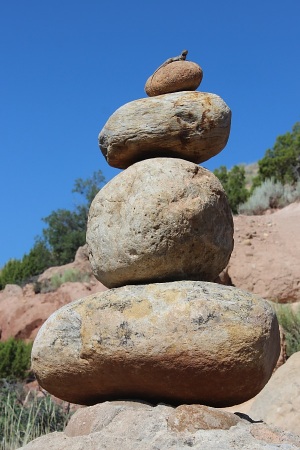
{"left": 87, "top": 158, "right": 234, "bottom": 288}
{"left": 17, "top": 401, "right": 300, "bottom": 450}
{"left": 99, "top": 91, "right": 231, "bottom": 169}
{"left": 249, "top": 351, "right": 300, "bottom": 435}
{"left": 145, "top": 61, "right": 203, "bottom": 96}
{"left": 31, "top": 282, "right": 280, "bottom": 406}
{"left": 21, "top": 54, "right": 285, "bottom": 450}
{"left": 228, "top": 203, "right": 300, "bottom": 302}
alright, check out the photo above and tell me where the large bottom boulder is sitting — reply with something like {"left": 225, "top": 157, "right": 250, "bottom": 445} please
{"left": 31, "top": 281, "right": 280, "bottom": 407}
{"left": 249, "top": 351, "right": 300, "bottom": 435}
{"left": 18, "top": 401, "right": 300, "bottom": 450}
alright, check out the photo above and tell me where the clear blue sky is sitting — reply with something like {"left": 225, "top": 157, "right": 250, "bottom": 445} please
{"left": 0, "top": 0, "right": 299, "bottom": 267}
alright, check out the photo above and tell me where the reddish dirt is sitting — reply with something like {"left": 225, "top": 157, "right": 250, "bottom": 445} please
{"left": 227, "top": 202, "right": 300, "bottom": 303}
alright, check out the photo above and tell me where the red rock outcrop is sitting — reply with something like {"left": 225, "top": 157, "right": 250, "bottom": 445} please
{"left": 0, "top": 246, "right": 107, "bottom": 341}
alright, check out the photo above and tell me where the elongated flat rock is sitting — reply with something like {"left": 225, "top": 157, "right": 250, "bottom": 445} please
{"left": 31, "top": 281, "right": 280, "bottom": 407}
{"left": 99, "top": 91, "right": 231, "bottom": 169}
{"left": 86, "top": 158, "right": 234, "bottom": 288}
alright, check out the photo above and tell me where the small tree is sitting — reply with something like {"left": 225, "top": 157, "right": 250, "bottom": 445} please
{"left": 214, "top": 165, "right": 249, "bottom": 214}
{"left": 0, "top": 259, "right": 24, "bottom": 289}
{"left": 255, "top": 122, "right": 300, "bottom": 186}
{"left": 21, "top": 239, "right": 53, "bottom": 280}
{"left": 42, "top": 209, "right": 87, "bottom": 266}
{"left": 42, "top": 170, "right": 105, "bottom": 266}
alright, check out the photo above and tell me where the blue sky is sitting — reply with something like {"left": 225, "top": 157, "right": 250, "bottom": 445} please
{"left": 0, "top": 0, "right": 299, "bottom": 267}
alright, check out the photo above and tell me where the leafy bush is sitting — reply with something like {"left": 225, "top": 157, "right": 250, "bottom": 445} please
{"left": 0, "top": 260, "right": 24, "bottom": 290}
{"left": 281, "top": 180, "right": 300, "bottom": 204}
{"left": 253, "top": 122, "right": 300, "bottom": 187}
{"left": 0, "top": 381, "right": 71, "bottom": 450}
{"left": 41, "top": 170, "right": 105, "bottom": 266}
{"left": 0, "top": 339, "right": 32, "bottom": 381}
{"left": 213, "top": 165, "right": 249, "bottom": 214}
{"left": 0, "top": 240, "right": 53, "bottom": 290}
{"left": 35, "top": 269, "right": 91, "bottom": 293}
{"left": 275, "top": 305, "right": 300, "bottom": 357}
{"left": 238, "top": 179, "right": 300, "bottom": 215}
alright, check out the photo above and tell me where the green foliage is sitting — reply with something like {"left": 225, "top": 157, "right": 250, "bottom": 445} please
{"left": 0, "top": 260, "right": 24, "bottom": 289}
{"left": 42, "top": 170, "right": 105, "bottom": 266}
{"left": 42, "top": 208, "right": 86, "bottom": 266}
{"left": 275, "top": 305, "right": 300, "bottom": 357}
{"left": 213, "top": 165, "right": 249, "bottom": 214}
{"left": 21, "top": 240, "right": 53, "bottom": 280}
{"left": 0, "top": 381, "right": 71, "bottom": 449}
{"left": 0, "top": 240, "right": 52, "bottom": 290}
{"left": 0, "top": 339, "right": 32, "bottom": 381}
{"left": 255, "top": 122, "right": 300, "bottom": 186}
{"left": 72, "top": 170, "right": 106, "bottom": 209}
{"left": 35, "top": 269, "right": 91, "bottom": 294}
{"left": 0, "top": 170, "right": 105, "bottom": 290}
{"left": 49, "top": 269, "right": 90, "bottom": 290}
{"left": 238, "top": 179, "right": 300, "bottom": 215}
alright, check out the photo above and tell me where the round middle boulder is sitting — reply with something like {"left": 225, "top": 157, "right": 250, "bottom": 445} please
{"left": 86, "top": 158, "right": 234, "bottom": 288}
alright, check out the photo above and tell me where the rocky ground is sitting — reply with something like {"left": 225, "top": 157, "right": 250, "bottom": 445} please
{"left": 1, "top": 203, "right": 300, "bottom": 447}
{"left": 15, "top": 354, "right": 300, "bottom": 450}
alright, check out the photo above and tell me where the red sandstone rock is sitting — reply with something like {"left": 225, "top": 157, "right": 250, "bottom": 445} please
{"left": 0, "top": 246, "right": 107, "bottom": 341}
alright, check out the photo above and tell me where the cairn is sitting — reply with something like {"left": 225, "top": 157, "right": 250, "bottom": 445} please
{"left": 31, "top": 52, "right": 280, "bottom": 407}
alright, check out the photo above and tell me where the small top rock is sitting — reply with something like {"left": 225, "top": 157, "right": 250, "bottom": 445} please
{"left": 145, "top": 60, "right": 203, "bottom": 97}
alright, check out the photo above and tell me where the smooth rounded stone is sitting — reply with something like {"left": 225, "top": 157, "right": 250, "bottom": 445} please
{"left": 144, "top": 61, "right": 203, "bottom": 97}
{"left": 99, "top": 91, "right": 231, "bottom": 169}
{"left": 31, "top": 281, "right": 280, "bottom": 407}
{"left": 86, "top": 158, "right": 234, "bottom": 288}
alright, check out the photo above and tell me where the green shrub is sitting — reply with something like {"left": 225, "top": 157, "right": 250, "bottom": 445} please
{"left": 238, "top": 179, "right": 300, "bottom": 215}
{"left": 0, "top": 381, "right": 71, "bottom": 449}
{"left": 275, "top": 304, "right": 300, "bottom": 357}
{"left": 255, "top": 122, "right": 300, "bottom": 186}
{"left": 213, "top": 165, "right": 249, "bottom": 214}
{"left": 41, "top": 170, "right": 106, "bottom": 266}
{"left": 281, "top": 180, "right": 300, "bottom": 205}
{"left": 0, "top": 241, "right": 53, "bottom": 291}
{"left": 35, "top": 269, "right": 91, "bottom": 294}
{"left": 0, "top": 260, "right": 24, "bottom": 290}
{"left": 0, "top": 339, "right": 32, "bottom": 381}
{"left": 53, "top": 268, "right": 90, "bottom": 285}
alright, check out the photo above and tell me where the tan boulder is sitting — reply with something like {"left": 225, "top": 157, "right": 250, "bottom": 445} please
{"left": 99, "top": 91, "right": 231, "bottom": 169}
{"left": 17, "top": 401, "right": 300, "bottom": 450}
{"left": 32, "top": 281, "right": 280, "bottom": 407}
{"left": 249, "top": 351, "right": 300, "bottom": 435}
{"left": 86, "top": 158, "right": 233, "bottom": 288}
{"left": 144, "top": 61, "right": 203, "bottom": 96}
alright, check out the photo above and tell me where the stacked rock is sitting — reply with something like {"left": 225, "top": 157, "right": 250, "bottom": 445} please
{"left": 31, "top": 52, "right": 280, "bottom": 408}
